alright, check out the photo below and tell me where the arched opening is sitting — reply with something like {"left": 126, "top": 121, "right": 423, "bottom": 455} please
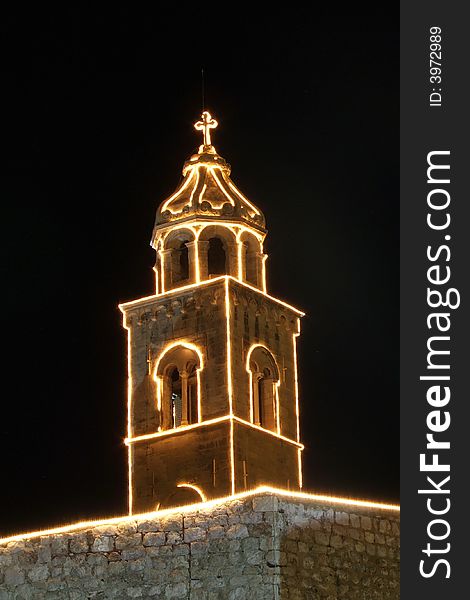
{"left": 248, "top": 346, "right": 279, "bottom": 432}
{"left": 207, "top": 237, "right": 226, "bottom": 276}
{"left": 240, "top": 231, "right": 262, "bottom": 288}
{"left": 164, "top": 229, "right": 195, "bottom": 289}
{"left": 156, "top": 344, "right": 203, "bottom": 430}
{"left": 161, "top": 485, "right": 204, "bottom": 509}
{"left": 199, "top": 225, "right": 237, "bottom": 279}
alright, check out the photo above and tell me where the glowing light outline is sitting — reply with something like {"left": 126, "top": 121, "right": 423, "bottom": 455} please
{"left": 119, "top": 276, "right": 304, "bottom": 317}
{"left": 198, "top": 183, "right": 207, "bottom": 205}
{"left": 154, "top": 222, "right": 265, "bottom": 292}
{"left": 232, "top": 415, "right": 302, "bottom": 448}
{"left": 153, "top": 341, "right": 204, "bottom": 421}
{"left": 125, "top": 415, "right": 231, "bottom": 444}
{"left": 211, "top": 168, "right": 237, "bottom": 207}
{"left": 177, "top": 483, "right": 207, "bottom": 502}
{"left": 225, "top": 277, "right": 235, "bottom": 495}
{"left": 224, "top": 174, "right": 261, "bottom": 216}
{"left": 245, "top": 343, "right": 281, "bottom": 430}
{"left": 236, "top": 228, "right": 265, "bottom": 288}
{"left": 161, "top": 169, "right": 196, "bottom": 213}
{"left": 194, "top": 111, "right": 218, "bottom": 147}
{"left": 293, "top": 328, "right": 300, "bottom": 443}
{"left": 261, "top": 253, "right": 268, "bottom": 293}
{"left": 189, "top": 168, "right": 200, "bottom": 207}
{"left": 0, "top": 487, "right": 399, "bottom": 545}
{"left": 125, "top": 414, "right": 303, "bottom": 448}
{"left": 124, "top": 320, "right": 133, "bottom": 515}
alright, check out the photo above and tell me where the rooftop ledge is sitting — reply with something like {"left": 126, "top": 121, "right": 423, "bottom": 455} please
{"left": 0, "top": 486, "right": 399, "bottom": 545}
{"left": 118, "top": 275, "right": 305, "bottom": 316}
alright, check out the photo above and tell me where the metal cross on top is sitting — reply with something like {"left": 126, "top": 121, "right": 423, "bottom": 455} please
{"left": 194, "top": 111, "right": 218, "bottom": 147}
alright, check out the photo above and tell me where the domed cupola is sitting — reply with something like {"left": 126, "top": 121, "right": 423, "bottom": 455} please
{"left": 152, "top": 112, "right": 265, "bottom": 234}
{"left": 151, "top": 112, "right": 268, "bottom": 295}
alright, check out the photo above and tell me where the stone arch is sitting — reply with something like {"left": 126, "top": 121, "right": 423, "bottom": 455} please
{"left": 155, "top": 343, "right": 203, "bottom": 430}
{"left": 247, "top": 345, "right": 280, "bottom": 432}
{"left": 240, "top": 231, "right": 262, "bottom": 288}
{"left": 163, "top": 228, "right": 196, "bottom": 290}
{"left": 198, "top": 225, "right": 238, "bottom": 278}
{"left": 161, "top": 484, "right": 204, "bottom": 509}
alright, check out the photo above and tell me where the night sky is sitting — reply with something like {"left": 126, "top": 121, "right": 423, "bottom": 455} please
{"left": 2, "top": 7, "right": 398, "bottom": 536}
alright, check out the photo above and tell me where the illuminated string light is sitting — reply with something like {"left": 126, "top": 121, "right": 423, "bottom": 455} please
{"left": 125, "top": 415, "right": 231, "bottom": 445}
{"left": 194, "top": 111, "right": 218, "bottom": 147}
{"left": 124, "top": 320, "right": 133, "bottom": 515}
{"left": 232, "top": 415, "right": 303, "bottom": 448}
{"left": 153, "top": 341, "right": 204, "bottom": 425}
{"left": 0, "top": 487, "right": 399, "bottom": 545}
{"left": 119, "top": 276, "right": 303, "bottom": 317}
{"left": 189, "top": 169, "right": 200, "bottom": 207}
{"left": 161, "top": 169, "right": 196, "bottom": 213}
{"left": 177, "top": 483, "right": 207, "bottom": 502}
{"left": 125, "top": 414, "right": 303, "bottom": 449}
{"left": 225, "top": 177, "right": 261, "bottom": 217}
{"left": 245, "top": 343, "right": 281, "bottom": 427}
{"left": 293, "top": 327, "right": 301, "bottom": 443}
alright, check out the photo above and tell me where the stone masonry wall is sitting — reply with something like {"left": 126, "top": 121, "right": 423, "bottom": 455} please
{"left": 0, "top": 492, "right": 399, "bottom": 600}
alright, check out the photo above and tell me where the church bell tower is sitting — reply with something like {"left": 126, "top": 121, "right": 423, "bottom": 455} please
{"left": 120, "top": 112, "right": 304, "bottom": 513}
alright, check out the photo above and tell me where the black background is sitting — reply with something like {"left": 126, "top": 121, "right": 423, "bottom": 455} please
{"left": 2, "top": 7, "right": 398, "bottom": 536}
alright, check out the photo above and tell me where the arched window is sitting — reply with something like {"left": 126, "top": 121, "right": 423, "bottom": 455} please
{"left": 156, "top": 345, "right": 202, "bottom": 430}
{"left": 240, "top": 232, "right": 261, "bottom": 287}
{"left": 164, "top": 229, "right": 195, "bottom": 289}
{"left": 248, "top": 346, "right": 279, "bottom": 432}
{"left": 207, "top": 237, "right": 226, "bottom": 275}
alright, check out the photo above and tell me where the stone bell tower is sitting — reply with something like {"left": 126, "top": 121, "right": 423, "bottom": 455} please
{"left": 120, "top": 112, "right": 304, "bottom": 514}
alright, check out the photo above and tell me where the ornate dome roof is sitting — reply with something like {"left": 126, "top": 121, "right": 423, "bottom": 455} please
{"left": 152, "top": 112, "right": 266, "bottom": 245}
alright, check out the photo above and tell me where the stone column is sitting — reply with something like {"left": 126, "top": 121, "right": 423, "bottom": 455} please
{"left": 198, "top": 241, "right": 210, "bottom": 281}
{"left": 227, "top": 240, "right": 238, "bottom": 278}
{"left": 160, "top": 249, "right": 172, "bottom": 292}
{"left": 253, "top": 374, "right": 261, "bottom": 426}
{"left": 161, "top": 375, "right": 173, "bottom": 430}
{"left": 239, "top": 241, "right": 247, "bottom": 281}
{"left": 257, "top": 252, "right": 267, "bottom": 290}
{"left": 261, "top": 378, "right": 275, "bottom": 431}
{"left": 180, "top": 370, "right": 189, "bottom": 426}
{"left": 185, "top": 241, "right": 198, "bottom": 284}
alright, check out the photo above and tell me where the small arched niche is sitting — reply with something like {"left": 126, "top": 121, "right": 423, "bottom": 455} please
{"left": 156, "top": 344, "right": 202, "bottom": 430}
{"left": 248, "top": 346, "right": 279, "bottom": 432}
{"left": 240, "top": 231, "right": 262, "bottom": 288}
{"left": 164, "top": 229, "right": 195, "bottom": 289}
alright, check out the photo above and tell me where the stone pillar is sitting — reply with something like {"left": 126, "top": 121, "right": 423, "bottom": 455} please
{"left": 257, "top": 252, "right": 267, "bottom": 290}
{"left": 227, "top": 240, "right": 238, "bottom": 278}
{"left": 261, "top": 378, "right": 275, "bottom": 431}
{"left": 253, "top": 374, "right": 261, "bottom": 426}
{"left": 161, "top": 375, "right": 172, "bottom": 430}
{"left": 240, "top": 241, "right": 247, "bottom": 281}
{"left": 180, "top": 370, "right": 189, "bottom": 426}
{"left": 185, "top": 241, "right": 198, "bottom": 284}
{"left": 160, "top": 249, "right": 172, "bottom": 292}
{"left": 198, "top": 241, "right": 210, "bottom": 281}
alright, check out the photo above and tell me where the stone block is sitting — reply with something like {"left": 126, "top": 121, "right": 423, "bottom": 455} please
{"left": 143, "top": 532, "right": 166, "bottom": 547}
{"left": 252, "top": 496, "right": 278, "bottom": 513}
{"left": 91, "top": 535, "right": 114, "bottom": 553}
